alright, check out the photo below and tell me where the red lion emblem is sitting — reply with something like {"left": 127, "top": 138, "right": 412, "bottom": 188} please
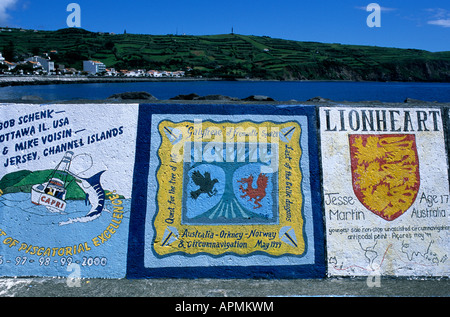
{"left": 237, "top": 173, "right": 269, "bottom": 209}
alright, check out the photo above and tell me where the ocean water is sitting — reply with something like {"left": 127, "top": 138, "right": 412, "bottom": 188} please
{"left": 1, "top": 81, "right": 450, "bottom": 102}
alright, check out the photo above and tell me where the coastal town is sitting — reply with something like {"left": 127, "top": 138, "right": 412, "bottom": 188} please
{"left": 0, "top": 51, "right": 186, "bottom": 78}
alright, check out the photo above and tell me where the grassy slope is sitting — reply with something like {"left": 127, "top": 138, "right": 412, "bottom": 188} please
{"left": 1, "top": 27, "right": 450, "bottom": 81}
{"left": 0, "top": 169, "right": 85, "bottom": 200}
{"left": 0, "top": 169, "right": 123, "bottom": 200}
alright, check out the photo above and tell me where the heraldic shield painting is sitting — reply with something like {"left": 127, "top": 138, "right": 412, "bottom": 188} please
{"left": 321, "top": 106, "right": 449, "bottom": 277}
{"left": 136, "top": 104, "right": 324, "bottom": 278}
{"left": 349, "top": 134, "right": 420, "bottom": 221}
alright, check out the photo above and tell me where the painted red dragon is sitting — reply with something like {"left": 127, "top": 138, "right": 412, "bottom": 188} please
{"left": 237, "top": 173, "right": 269, "bottom": 209}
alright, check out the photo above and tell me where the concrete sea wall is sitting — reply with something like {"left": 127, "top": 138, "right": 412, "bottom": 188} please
{"left": 0, "top": 101, "right": 448, "bottom": 279}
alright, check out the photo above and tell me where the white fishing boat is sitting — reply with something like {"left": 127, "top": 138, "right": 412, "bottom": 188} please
{"left": 31, "top": 151, "right": 74, "bottom": 213}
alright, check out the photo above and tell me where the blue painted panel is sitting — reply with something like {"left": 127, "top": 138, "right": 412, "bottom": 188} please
{"left": 127, "top": 104, "right": 325, "bottom": 278}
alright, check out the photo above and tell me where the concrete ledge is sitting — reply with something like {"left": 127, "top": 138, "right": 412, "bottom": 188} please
{"left": 1, "top": 98, "right": 449, "bottom": 105}
{"left": 1, "top": 277, "right": 448, "bottom": 297}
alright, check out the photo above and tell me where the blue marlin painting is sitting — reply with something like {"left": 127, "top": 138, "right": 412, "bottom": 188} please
{"left": 81, "top": 171, "right": 106, "bottom": 218}
{"left": 59, "top": 170, "right": 108, "bottom": 225}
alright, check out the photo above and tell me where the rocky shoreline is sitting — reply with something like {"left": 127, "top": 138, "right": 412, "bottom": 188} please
{"left": 0, "top": 76, "right": 224, "bottom": 87}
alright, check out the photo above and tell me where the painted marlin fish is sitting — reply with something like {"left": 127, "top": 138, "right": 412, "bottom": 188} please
{"left": 79, "top": 170, "right": 106, "bottom": 218}
{"left": 59, "top": 170, "right": 107, "bottom": 225}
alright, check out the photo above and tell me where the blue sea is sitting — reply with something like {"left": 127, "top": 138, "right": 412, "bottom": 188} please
{"left": 1, "top": 81, "right": 450, "bottom": 102}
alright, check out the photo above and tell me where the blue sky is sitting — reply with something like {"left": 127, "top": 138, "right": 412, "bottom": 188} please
{"left": 1, "top": 0, "right": 449, "bottom": 52}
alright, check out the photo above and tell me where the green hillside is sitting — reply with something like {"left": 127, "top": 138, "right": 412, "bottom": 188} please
{"left": 1, "top": 27, "right": 450, "bottom": 81}
{"left": 0, "top": 169, "right": 123, "bottom": 201}
{"left": 0, "top": 169, "right": 85, "bottom": 200}
{"left": 0, "top": 170, "right": 32, "bottom": 188}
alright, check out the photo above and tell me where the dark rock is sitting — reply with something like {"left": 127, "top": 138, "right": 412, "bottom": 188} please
{"left": 195, "top": 94, "right": 239, "bottom": 101}
{"left": 307, "top": 96, "right": 332, "bottom": 102}
{"left": 107, "top": 91, "right": 158, "bottom": 100}
{"left": 404, "top": 97, "right": 424, "bottom": 104}
{"left": 169, "top": 93, "right": 200, "bottom": 100}
{"left": 170, "top": 93, "right": 239, "bottom": 101}
{"left": 21, "top": 95, "right": 43, "bottom": 101}
{"left": 242, "top": 95, "right": 275, "bottom": 101}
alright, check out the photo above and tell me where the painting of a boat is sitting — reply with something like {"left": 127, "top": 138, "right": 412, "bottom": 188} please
{"left": 31, "top": 151, "right": 74, "bottom": 213}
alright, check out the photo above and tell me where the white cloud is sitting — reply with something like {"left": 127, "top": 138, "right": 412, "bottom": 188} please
{"left": 379, "top": 7, "right": 397, "bottom": 12}
{"left": 426, "top": 8, "right": 449, "bottom": 19}
{"left": 428, "top": 19, "right": 450, "bottom": 28}
{"left": 355, "top": 5, "right": 397, "bottom": 12}
{"left": 0, "top": 0, "right": 18, "bottom": 25}
{"left": 426, "top": 8, "right": 450, "bottom": 28}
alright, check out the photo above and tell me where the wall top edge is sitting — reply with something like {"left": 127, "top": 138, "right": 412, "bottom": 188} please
{"left": 1, "top": 100, "right": 449, "bottom": 107}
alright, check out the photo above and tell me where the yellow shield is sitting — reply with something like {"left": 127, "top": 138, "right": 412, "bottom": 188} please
{"left": 349, "top": 134, "right": 420, "bottom": 221}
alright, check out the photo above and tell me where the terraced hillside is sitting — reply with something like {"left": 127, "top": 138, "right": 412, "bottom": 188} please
{"left": 1, "top": 27, "right": 450, "bottom": 81}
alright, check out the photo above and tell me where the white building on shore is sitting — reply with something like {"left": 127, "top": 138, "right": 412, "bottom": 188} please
{"left": 83, "top": 60, "right": 106, "bottom": 74}
{"left": 26, "top": 56, "right": 55, "bottom": 73}
{"left": 125, "top": 69, "right": 146, "bottom": 77}
{"left": 0, "top": 52, "right": 4, "bottom": 63}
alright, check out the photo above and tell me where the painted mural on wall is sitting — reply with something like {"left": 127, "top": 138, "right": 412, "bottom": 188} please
{"left": 320, "top": 106, "right": 449, "bottom": 277}
{"left": 0, "top": 103, "right": 138, "bottom": 278}
{"left": 141, "top": 107, "right": 322, "bottom": 277}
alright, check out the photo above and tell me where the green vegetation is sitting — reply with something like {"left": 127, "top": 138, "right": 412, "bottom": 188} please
{"left": 1, "top": 27, "right": 450, "bottom": 81}
{"left": 0, "top": 169, "right": 123, "bottom": 201}
{"left": 0, "top": 169, "right": 85, "bottom": 200}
